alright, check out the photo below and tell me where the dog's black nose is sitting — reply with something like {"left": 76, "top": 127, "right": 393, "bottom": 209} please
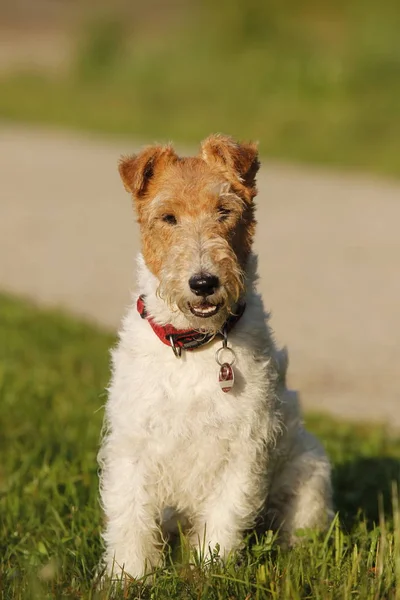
{"left": 189, "top": 273, "right": 220, "bottom": 297}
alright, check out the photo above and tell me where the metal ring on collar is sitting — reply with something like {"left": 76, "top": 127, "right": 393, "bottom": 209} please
{"left": 167, "top": 335, "right": 182, "bottom": 358}
{"left": 215, "top": 345, "right": 236, "bottom": 366}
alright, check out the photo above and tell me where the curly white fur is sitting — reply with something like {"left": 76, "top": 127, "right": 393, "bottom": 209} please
{"left": 99, "top": 253, "right": 333, "bottom": 579}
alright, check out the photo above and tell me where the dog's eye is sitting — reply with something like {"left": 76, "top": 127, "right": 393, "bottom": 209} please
{"left": 217, "top": 206, "right": 231, "bottom": 222}
{"left": 162, "top": 214, "right": 177, "bottom": 225}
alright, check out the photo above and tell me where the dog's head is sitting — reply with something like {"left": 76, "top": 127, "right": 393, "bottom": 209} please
{"left": 119, "top": 134, "right": 259, "bottom": 332}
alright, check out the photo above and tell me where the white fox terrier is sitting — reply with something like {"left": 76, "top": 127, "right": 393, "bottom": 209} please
{"left": 99, "top": 134, "right": 333, "bottom": 579}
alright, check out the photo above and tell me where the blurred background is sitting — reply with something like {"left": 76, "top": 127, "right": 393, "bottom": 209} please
{"left": 0, "top": 0, "right": 399, "bottom": 424}
{"left": 1, "top": 0, "right": 399, "bottom": 172}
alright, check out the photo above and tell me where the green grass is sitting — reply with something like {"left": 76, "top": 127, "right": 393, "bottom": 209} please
{"left": 1, "top": 292, "right": 400, "bottom": 599}
{"left": 1, "top": 0, "right": 400, "bottom": 177}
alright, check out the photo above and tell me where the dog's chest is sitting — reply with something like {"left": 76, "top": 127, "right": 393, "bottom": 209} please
{"left": 110, "top": 331, "right": 273, "bottom": 447}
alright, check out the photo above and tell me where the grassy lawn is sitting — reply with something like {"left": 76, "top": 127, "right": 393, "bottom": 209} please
{"left": 1, "top": 292, "right": 400, "bottom": 599}
{"left": 1, "top": 0, "right": 400, "bottom": 177}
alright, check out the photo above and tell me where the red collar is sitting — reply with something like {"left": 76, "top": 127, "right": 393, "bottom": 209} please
{"left": 137, "top": 295, "right": 245, "bottom": 356}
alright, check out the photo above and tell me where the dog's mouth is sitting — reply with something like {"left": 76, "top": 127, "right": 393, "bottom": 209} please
{"left": 189, "top": 301, "right": 220, "bottom": 318}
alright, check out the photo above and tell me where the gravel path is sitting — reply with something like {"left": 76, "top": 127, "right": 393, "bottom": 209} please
{"left": 1, "top": 124, "right": 399, "bottom": 426}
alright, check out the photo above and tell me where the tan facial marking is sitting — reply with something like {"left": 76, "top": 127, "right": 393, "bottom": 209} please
{"left": 119, "top": 135, "right": 260, "bottom": 331}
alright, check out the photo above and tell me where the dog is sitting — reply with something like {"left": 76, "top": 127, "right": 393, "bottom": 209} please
{"left": 98, "top": 134, "right": 333, "bottom": 580}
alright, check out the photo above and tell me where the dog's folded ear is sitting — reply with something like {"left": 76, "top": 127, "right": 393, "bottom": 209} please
{"left": 119, "top": 145, "right": 178, "bottom": 198}
{"left": 200, "top": 134, "right": 259, "bottom": 198}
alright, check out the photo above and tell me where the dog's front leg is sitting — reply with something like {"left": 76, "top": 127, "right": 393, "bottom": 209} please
{"left": 191, "top": 452, "right": 266, "bottom": 560}
{"left": 100, "top": 452, "right": 162, "bottom": 580}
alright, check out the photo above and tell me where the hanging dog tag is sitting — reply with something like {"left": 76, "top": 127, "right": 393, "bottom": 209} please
{"left": 219, "top": 362, "right": 234, "bottom": 392}
{"left": 215, "top": 330, "right": 236, "bottom": 393}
